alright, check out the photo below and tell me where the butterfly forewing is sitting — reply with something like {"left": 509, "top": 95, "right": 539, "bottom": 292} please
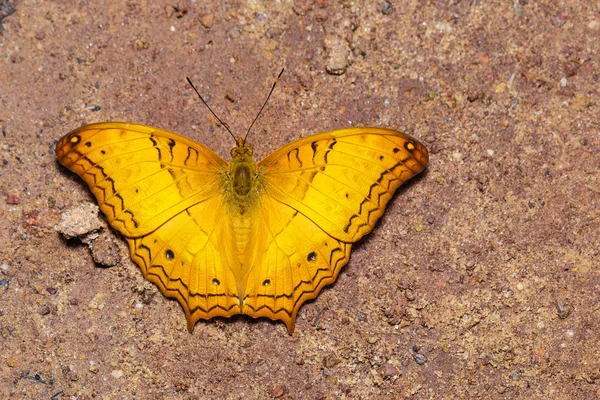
{"left": 258, "top": 128, "right": 429, "bottom": 242}
{"left": 55, "top": 123, "right": 228, "bottom": 237}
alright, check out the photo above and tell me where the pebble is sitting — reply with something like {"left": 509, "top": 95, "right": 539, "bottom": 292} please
{"left": 88, "top": 230, "right": 121, "bottom": 267}
{"left": 413, "top": 353, "right": 427, "bottom": 365}
{"left": 56, "top": 202, "right": 102, "bottom": 239}
{"left": 382, "top": 363, "right": 399, "bottom": 379}
{"left": 39, "top": 303, "right": 51, "bottom": 315}
{"left": 228, "top": 27, "right": 242, "bottom": 39}
{"left": 267, "top": 383, "right": 288, "bottom": 398}
{"left": 111, "top": 369, "right": 124, "bottom": 379}
{"left": 322, "top": 354, "right": 341, "bottom": 368}
{"left": 380, "top": 1, "right": 394, "bottom": 15}
{"left": 6, "top": 193, "right": 19, "bottom": 205}
{"left": 556, "top": 299, "right": 572, "bottom": 319}
{"left": 324, "top": 35, "right": 350, "bottom": 75}
{"left": 200, "top": 14, "right": 214, "bottom": 28}
{"left": 587, "top": 20, "right": 600, "bottom": 31}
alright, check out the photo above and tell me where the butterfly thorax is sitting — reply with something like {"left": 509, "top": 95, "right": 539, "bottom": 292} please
{"left": 229, "top": 139, "right": 258, "bottom": 203}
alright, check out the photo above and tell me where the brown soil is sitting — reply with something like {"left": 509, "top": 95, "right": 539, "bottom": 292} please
{"left": 1, "top": 1, "right": 599, "bottom": 399}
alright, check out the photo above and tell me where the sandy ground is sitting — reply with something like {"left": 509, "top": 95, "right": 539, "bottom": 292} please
{"left": 1, "top": 1, "right": 599, "bottom": 399}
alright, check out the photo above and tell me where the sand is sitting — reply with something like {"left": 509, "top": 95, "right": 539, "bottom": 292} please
{"left": 1, "top": 1, "right": 599, "bottom": 398}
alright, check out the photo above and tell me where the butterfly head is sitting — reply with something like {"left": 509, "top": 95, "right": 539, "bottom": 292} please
{"left": 231, "top": 137, "right": 254, "bottom": 159}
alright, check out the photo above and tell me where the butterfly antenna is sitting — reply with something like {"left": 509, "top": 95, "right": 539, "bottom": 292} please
{"left": 186, "top": 77, "right": 237, "bottom": 143}
{"left": 243, "top": 68, "right": 284, "bottom": 144}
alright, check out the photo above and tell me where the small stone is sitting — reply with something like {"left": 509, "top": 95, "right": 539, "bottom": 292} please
{"left": 141, "top": 289, "right": 155, "bottom": 305}
{"left": 88, "top": 230, "right": 121, "bottom": 267}
{"left": 322, "top": 354, "right": 341, "bottom": 368}
{"left": 6, "top": 357, "right": 17, "bottom": 367}
{"left": 62, "top": 365, "right": 79, "bottom": 381}
{"left": 382, "top": 363, "right": 399, "bottom": 379}
{"left": 380, "top": 1, "right": 394, "bottom": 15}
{"left": 35, "top": 31, "right": 46, "bottom": 40}
{"left": 56, "top": 202, "right": 103, "bottom": 239}
{"left": 413, "top": 221, "right": 425, "bottom": 232}
{"left": 324, "top": 35, "right": 351, "bottom": 75}
{"left": 111, "top": 369, "right": 124, "bottom": 379}
{"left": 39, "top": 303, "right": 51, "bottom": 315}
{"left": 200, "top": 14, "right": 214, "bottom": 28}
{"left": 135, "top": 39, "right": 149, "bottom": 50}
{"left": 367, "top": 337, "right": 378, "bottom": 344}
{"left": 6, "top": 193, "right": 19, "bottom": 205}
{"left": 227, "top": 27, "right": 242, "bottom": 39}
{"left": 494, "top": 82, "right": 507, "bottom": 93}
{"left": 315, "top": 10, "right": 328, "bottom": 22}
{"left": 46, "top": 287, "right": 57, "bottom": 295}
{"left": 556, "top": 299, "right": 572, "bottom": 319}
{"left": 413, "top": 353, "right": 427, "bottom": 365}
{"left": 267, "top": 383, "right": 289, "bottom": 398}
{"left": 587, "top": 20, "right": 600, "bottom": 31}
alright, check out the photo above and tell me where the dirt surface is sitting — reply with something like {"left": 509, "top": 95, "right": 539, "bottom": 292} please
{"left": 1, "top": 1, "right": 599, "bottom": 399}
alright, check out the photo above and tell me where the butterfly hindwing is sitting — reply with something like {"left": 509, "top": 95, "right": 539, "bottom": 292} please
{"left": 127, "top": 196, "right": 241, "bottom": 330}
{"left": 241, "top": 195, "right": 351, "bottom": 332}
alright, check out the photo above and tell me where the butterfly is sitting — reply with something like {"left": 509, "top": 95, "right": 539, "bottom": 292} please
{"left": 56, "top": 108, "right": 428, "bottom": 334}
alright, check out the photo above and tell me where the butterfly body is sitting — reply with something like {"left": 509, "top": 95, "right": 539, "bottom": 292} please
{"left": 56, "top": 122, "right": 428, "bottom": 332}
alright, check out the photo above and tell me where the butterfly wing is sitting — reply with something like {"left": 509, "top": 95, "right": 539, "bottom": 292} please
{"left": 56, "top": 122, "right": 242, "bottom": 329}
{"left": 127, "top": 196, "right": 242, "bottom": 329}
{"left": 241, "top": 194, "right": 351, "bottom": 332}
{"left": 244, "top": 128, "right": 428, "bottom": 331}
